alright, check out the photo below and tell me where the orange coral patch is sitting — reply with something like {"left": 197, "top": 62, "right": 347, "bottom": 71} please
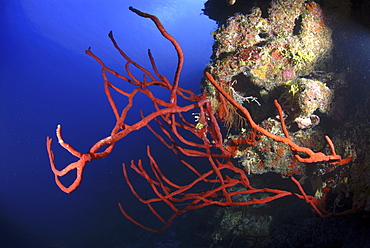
{"left": 271, "top": 50, "right": 284, "bottom": 60}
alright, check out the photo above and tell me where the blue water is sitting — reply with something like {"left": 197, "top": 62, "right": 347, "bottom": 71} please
{"left": 0, "top": 1, "right": 215, "bottom": 247}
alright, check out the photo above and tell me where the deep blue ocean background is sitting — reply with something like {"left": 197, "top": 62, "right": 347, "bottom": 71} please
{"left": 0, "top": 1, "right": 216, "bottom": 247}
{"left": 2, "top": 1, "right": 370, "bottom": 247}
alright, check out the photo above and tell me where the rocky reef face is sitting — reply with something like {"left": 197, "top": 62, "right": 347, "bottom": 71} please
{"left": 202, "top": 0, "right": 337, "bottom": 131}
{"left": 202, "top": 0, "right": 351, "bottom": 177}
{"left": 200, "top": 1, "right": 370, "bottom": 242}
